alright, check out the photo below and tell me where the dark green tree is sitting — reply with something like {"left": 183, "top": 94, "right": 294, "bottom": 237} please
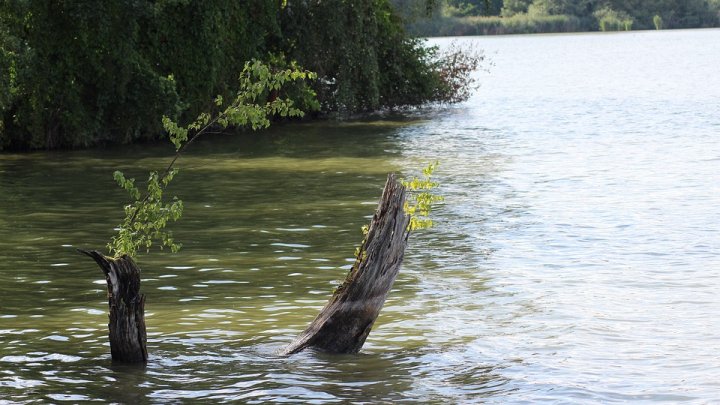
{"left": 446, "top": 0, "right": 504, "bottom": 16}
{"left": 529, "top": 0, "right": 596, "bottom": 16}
{"left": 1, "top": 1, "right": 184, "bottom": 149}
{"left": 138, "top": 0, "right": 283, "bottom": 122}
{"left": 281, "top": 0, "right": 450, "bottom": 112}
{"left": 501, "top": 0, "right": 533, "bottom": 16}
{"left": 1, "top": 0, "right": 485, "bottom": 150}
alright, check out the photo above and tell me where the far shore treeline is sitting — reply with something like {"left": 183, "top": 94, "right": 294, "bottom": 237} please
{"left": 397, "top": 0, "right": 720, "bottom": 36}
{"left": 0, "top": 0, "right": 479, "bottom": 151}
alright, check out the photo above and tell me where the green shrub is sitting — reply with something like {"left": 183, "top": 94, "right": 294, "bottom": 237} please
{"left": 653, "top": 14, "right": 663, "bottom": 30}
{"left": 594, "top": 6, "right": 633, "bottom": 31}
{"left": 1, "top": 0, "right": 481, "bottom": 150}
{"left": 408, "top": 13, "right": 582, "bottom": 36}
{"left": 0, "top": 0, "right": 285, "bottom": 150}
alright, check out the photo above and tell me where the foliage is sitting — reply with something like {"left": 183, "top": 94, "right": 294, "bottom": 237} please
{"left": 139, "top": 0, "right": 282, "bottom": 125}
{"left": 402, "top": 0, "right": 720, "bottom": 35}
{"left": 390, "top": 0, "right": 444, "bottom": 21}
{"left": 281, "top": 0, "right": 392, "bottom": 112}
{"left": 408, "top": 13, "right": 580, "bottom": 36}
{"left": 401, "top": 162, "right": 444, "bottom": 231}
{"left": 653, "top": 14, "right": 664, "bottom": 30}
{"left": 0, "top": 11, "right": 20, "bottom": 138}
{"left": 350, "top": 162, "right": 443, "bottom": 269}
{"left": 501, "top": 0, "right": 533, "bottom": 16}
{"left": 281, "top": 0, "right": 482, "bottom": 113}
{"left": 107, "top": 59, "right": 316, "bottom": 258}
{"left": 110, "top": 169, "right": 184, "bottom": 258}
{"left": 711, "top": 0, "right": 720, "bottom": 15}
{"left": 594, "top": 6, "right": 633, "bottom": 31}
{"left": 445, "top": 0, "right": 504, "bottom": 17}
{"left": 1, "top": 0, "right": 184, "bottom": 150}
{"left": 0, "top": 0, "right": 482, "bottom": 150}
{"left": 432, "top": 42, "right": 484, "bottom": 103}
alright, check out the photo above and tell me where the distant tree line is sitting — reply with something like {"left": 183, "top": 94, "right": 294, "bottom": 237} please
{"left": 399, "top": 0, "right": 720, "bottom": 36}
{"left": 0, "top": 0, "right": 480, "bottom": 150}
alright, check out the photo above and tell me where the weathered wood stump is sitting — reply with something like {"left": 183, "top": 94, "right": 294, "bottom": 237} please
{"left": 78, "top": 249, "right": 147, "bottom": 363}
{"left": 282, "top": 174, "right": 411, "bottom": 355}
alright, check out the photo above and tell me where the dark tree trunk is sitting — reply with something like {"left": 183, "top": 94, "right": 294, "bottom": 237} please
{"left": 78, "top": 249, "right": 148, "bottom": 363}
{"left": 282, "top": 174, "right": 411, "bottom": 355}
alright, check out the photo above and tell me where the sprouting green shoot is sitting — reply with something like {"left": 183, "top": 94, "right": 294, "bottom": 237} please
{"left": 350, "top": 162, "right": 443, "bottom": 266}
{"left": 401, "top": 161, "right": 444, "bottom": 231}
{"left": 107, "top": 58, "right": 317, "bottom": 259}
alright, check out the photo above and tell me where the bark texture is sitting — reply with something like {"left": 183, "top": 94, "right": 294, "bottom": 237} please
{"left": 282, "top": 174, "right": 411, "bottom": 355}
{"left": 78, "top": 249, "right": 147, "bottom": 363}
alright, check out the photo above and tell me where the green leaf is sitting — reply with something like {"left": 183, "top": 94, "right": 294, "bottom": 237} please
{"left": 109, "top": 59, "right": 317, "bottom": 259}
{"left": 401, "top": 162, "right": 443, "bottom": 231}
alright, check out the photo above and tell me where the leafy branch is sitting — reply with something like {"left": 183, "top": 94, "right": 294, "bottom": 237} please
{"left": 108, "top": 59, "right": 317, "bottom": 258}
{"left": 401, "top": 161, "right": 444, "bottom": 231}
{"left": 351, "top": 162, "right": 443, "bottom": 269}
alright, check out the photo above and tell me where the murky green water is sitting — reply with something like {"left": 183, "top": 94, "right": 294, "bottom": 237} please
{"left": 2, "top": 29, "right": 720, "bottom": 403}
{"left": 1, "top": 120, "right": 447, "bottom": 403}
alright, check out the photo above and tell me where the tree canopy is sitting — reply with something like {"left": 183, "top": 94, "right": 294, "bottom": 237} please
{"left": 0, "top": 0, "right": 478, "bottom": 150}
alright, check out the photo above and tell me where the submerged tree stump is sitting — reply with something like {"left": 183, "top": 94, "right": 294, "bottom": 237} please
{"left": 282, "top": 174, "right": 411, "bottom": 355}
{"left": 78, "top": 249, "right": 147, "bottom": 363}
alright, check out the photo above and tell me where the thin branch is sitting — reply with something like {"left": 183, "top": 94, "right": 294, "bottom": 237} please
{"left": 126, "top": 111, "right": 224, "bottom": 227}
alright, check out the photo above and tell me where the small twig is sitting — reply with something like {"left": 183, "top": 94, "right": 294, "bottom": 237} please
{"left": 126, "top": 111, "right": 225, "bottom": 227}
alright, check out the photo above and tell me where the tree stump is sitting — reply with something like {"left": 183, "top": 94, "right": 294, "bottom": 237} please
{"left": 78, "top": 249, "right": 147, "bottom": 363}
{"left": 282, "top": 173, "right": 411, "bottom": 355}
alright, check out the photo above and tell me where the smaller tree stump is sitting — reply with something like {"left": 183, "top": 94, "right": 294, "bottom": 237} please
{"left": 282, "top": 173, "right": 411, "bottom": 355}
{"left": 78, "top": 249, "right": 147, "bottom": 363}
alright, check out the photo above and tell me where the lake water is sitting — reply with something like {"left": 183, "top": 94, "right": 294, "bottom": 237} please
{"left": 1, "top": 28, "right": 719, "bottom": 403}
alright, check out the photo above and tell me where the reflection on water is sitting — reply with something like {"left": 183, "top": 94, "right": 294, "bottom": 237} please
{"left": 2, "top": 29, "right": 720, "bottom": 403}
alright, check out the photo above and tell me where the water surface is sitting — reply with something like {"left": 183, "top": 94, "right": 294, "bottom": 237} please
{"left": 1, "top": 28, "right": 719, "bottom": 403}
